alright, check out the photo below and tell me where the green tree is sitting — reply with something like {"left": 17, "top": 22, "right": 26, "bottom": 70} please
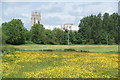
{"left": 44, "top": 29, "right": 55, "bottom": 44}
{"left": 78, "top": 13, "right": 118, "bottom": 44}
{"left": 2, "top": 19, "right": 26, "bottom": 45}
{"left": 24, "top": 29, "right": 31, "bottom": 41}
{"left": 52, "top": 28, "right": 65, "bottom": 44}
{"left": 30, "top": 24, "right": 45, "bottom": 44}
{"left": 0, "top": 27, "right": 8, "bottom": 44}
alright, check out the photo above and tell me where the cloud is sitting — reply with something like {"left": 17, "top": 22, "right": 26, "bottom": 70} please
{"left": 42, "top": 12, "right": 76, "bottom": 24}
{"left": 44, "top": 25, "right": 79, "bottom": 30}
{"left": 82, "top": 2, "right": 117, "bottom": 15}
{"left": 2, "top": 0, "right": 120, "bottom": 2}
{"left": 21, "top": 13, "right": 30, "bottom": 18}
{"left": 1, "top": 2, "right": 118, "bottom": 30}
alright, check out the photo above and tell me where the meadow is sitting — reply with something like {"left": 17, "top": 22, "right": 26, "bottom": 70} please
{"left": 2, "top": 45, "right": 119, "bottom": 78}
{"left": 14, "top": 44, "right": 118, "bottom": 53}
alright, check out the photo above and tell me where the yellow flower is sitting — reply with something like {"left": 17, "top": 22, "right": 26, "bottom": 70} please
{"left": 2, "top": 51, "right": 119, "bottom": 78}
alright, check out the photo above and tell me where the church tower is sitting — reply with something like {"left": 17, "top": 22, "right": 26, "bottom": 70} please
{"left": 118, "top": 1, "right": 120, "bottom": 15}
{"left": 31, "top": 11, "right": 41, "bottom": 26}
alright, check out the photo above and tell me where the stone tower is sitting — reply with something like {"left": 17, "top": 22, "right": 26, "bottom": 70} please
{"left": 118, "top": 1, "right": 120, "bottom": 15}
{"left": 31, "top": 11, "right": 41, "bottom": 26}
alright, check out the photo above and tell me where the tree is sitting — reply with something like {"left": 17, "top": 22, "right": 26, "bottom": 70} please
{"left": 78, "top": 13, "right": 118, "bottom": 44}
{"left": 30, "top": 24, "right": 45, "bottom": 44}
{"left": 44, "top": 29, "right": 55, "bottom": 44}
{"left": 52, "top": 28, "right": 65, "bottom": 44}
{"left": 2, "top": 19, "right": 26, "bottom": 45}
{"left": 0, "top": 27, "right": 8, "bottom": 44}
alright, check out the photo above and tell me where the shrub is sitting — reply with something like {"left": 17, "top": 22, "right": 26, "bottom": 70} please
{"left": 80, "top": 50, "right": 90, "bottom": 52}
{"left": 25, "top": 41, "right": 34, "bottom": 44}
{"left": 64, "top": 49, "right": 76, "bottom": 51}
{"left": 43, "top": 49, "right": 54, "bottom": 52}
{"left": 89, "top": 39, "right": 94, "bottom": 44}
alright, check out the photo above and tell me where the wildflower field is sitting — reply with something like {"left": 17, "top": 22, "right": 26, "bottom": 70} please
{"left": 2, "top": 44, "right": 119, "bottom": 78}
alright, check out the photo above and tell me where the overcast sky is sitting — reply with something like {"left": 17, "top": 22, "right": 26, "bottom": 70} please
{"left": 0, "top": 0, "right": 119, "bottom": 30}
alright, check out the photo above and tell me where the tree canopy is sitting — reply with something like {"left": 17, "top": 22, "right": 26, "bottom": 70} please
{"left": 2, "top": 19, "right": 26, "bottom": 45}
{"left": 78, "top": 13, "right": 119, "bottom": 44}
{"left": 1, "top": 13, "right": 119, "bottom": 45}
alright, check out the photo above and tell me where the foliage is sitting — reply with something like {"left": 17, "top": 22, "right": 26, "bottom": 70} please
{"left": 24, "top": 29, "right": 31, "bottom": 41}
{"left": 52, "top": 28, "right": 65, "bottom": 44}
{"left": 30, "top": 24, "right": 45, "bottom": 44}
{"left": 44, "top": 29, "right": 56, "bottom": 44}
{"left": 78, "top": 13, "right": 119, "bottom": 45}
{"left": 1, "top": 13, "right": 119, "bottom": 45}
{"left": 2, "top": 19, "right": 26, "bottom": 45}
{"left": 0, "top": 27, "right": 8, "bottom": 44}
{"left": 25, "top": 41, "right": 34, "bottom": 44}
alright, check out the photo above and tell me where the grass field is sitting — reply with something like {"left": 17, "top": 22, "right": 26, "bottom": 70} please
{"left": 14, "top": 44, "right": 118, "bottom": 53}
{"left": 2, "top": 44, "right": 119, "bottom": 78}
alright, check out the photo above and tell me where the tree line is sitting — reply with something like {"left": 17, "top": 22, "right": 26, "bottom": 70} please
{"left": 79, "top": 13, "right": 119, "bottom": 44}
{"left": 1, "top": 13, "right": 119, "bottom": 45}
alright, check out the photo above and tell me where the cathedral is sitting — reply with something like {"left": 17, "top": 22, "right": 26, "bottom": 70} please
{"left": 31, "top": 11, "right": 41, "bottom": 26}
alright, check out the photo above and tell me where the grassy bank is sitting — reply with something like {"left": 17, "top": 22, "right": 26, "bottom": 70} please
{"left": 13, "top": 44, "right": 118, "bottom": 53}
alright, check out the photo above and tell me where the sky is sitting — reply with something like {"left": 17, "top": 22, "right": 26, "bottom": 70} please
{"left": 1, "top": 0, "right": 120, "bottom": 2}
{"left": 0, "top": 0, "right": 119, "bottom": 30}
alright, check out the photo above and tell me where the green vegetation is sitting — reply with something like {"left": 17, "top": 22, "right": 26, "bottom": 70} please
{"left": 2, "top": 19, "right": 26, "bottom": 45}
{"left": 1, "top": 8, "right": 119, "bottom": 79}
{"left": 30, "top": 24, "right": 45, "bottom": 44}
{"left": 2, "top": 45, "right": 20, "bottom": 54}
{"left": 1, "top": 13, "right": 119, "bottom": 78}
{"left": 13, "top": 44, "right": 118, "bottom": 53}
{"left": 79, "top": 13, "right": 119, "bottom": 44}
{"left": 1, "top": 13, "right": 119, "bottom": 45}
{"left": 2, "top": 51, "right": 119, "bottom": 78}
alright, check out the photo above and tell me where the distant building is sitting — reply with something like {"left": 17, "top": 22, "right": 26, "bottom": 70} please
{"left": 61, "top": 24, "right": 73, "bottom": 31}
{"left": 31, "top": 11, "right": 41, "bottom": 26}
{"left": 61, "top": 24, "right": 78, "bottom": 32}
{"left": 118, "top": 1, "right": 120, "bottom": 15}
